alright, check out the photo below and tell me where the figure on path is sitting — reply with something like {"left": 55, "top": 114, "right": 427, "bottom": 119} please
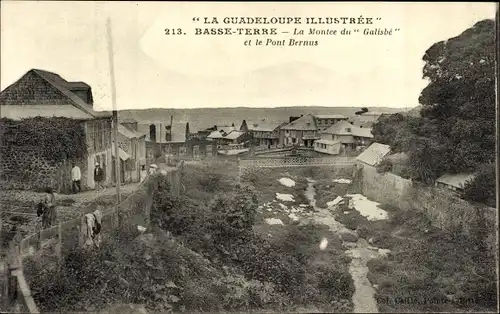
{"left": 94, "top": 163, "right": 105, "bottom": 192}
{"left": 140, "top": 165, "right": 147, "bottom": 182}
{"left": 37, "top": 187, "right": 58, "bottom": 229}
{"left": 79, "top": 209, "right": 103, "bottom": 249}
{"left": 71, "top": 162, "right": 82, "bottom": 194}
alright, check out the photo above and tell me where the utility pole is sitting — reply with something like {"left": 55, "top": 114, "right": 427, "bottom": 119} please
{"left": 107, "top": 17, "right": 121, "bottom": 227}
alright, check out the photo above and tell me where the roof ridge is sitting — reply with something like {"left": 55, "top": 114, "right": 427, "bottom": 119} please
{"left": 31, "top": 69, "right": 110, "bottom": 119}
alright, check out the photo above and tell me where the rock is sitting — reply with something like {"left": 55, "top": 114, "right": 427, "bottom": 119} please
{"left": 119, "top": 277, "right": 130, "bottom": 288}
{"left": 368, "top": 237, "right": 374, "bottom": 244}
{"left": 340, "top": 230, "right": 359, "bottom": 242}
{"left": 378, "top": 248, "right": 392, "bottom": 258}
{"left": 344, "top": 242, "right": 357, "bottom": 249}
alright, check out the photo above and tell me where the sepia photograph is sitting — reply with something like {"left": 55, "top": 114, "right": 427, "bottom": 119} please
{"left": 0, "top": 1, "right": 498, "bottom": 313}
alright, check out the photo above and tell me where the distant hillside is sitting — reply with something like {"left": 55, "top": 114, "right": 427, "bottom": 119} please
{"left": 118, "top": 107, "right": 405, "bottom": 132}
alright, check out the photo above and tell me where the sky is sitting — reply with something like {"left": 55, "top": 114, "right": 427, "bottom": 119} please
{"left": 0, "top": 1, "right": 497, "bottom": 110}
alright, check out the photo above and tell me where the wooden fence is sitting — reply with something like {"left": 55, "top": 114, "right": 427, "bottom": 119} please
{"left": 1, "top": 161, "right": 184, "bottom": 313}
{"left": 238, "top": 156, "right": 356, "bottom": 169}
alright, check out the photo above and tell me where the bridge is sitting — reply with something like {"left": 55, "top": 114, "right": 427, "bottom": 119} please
{"left": 237, "top": 156, "right": 357, "bottom": 180}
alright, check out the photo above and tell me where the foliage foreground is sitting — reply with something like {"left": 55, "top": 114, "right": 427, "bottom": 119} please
{"left": 24, "top": 165, "right": 355, "bottom": 313}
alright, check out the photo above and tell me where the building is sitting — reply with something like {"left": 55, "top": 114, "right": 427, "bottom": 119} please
{"left": 116, "top": 119, "right": 146, "bottom": 183}
{"left": 314, "top": 138, "right": 342, "bottom": 155}
{"left": 219, "top": 130, "right": 248, "bottom": 146}
{"left": 280, "top": 114, "right": 320, "bottom": 147}
{"left": 349, "top": 111, "right": 383, "bottom": 128}
{"left": 240, "top": 119, "right": 287, "bottom": 147}
{"left": 321, "top": 120, "right": 374, "bottom": 152}
{"left": 141, "top": 118, "right": 191, "bottom": 164}
{"left": 313, "top": 114, "right": 349, "bottom": 130}
{"left": 355, "top": 143, "right": 391, "bottom": 167}
{"left": 435, "top": 173, "right": 476, "bottom": 193}
{"left": 0, "top": 69, "right": 113, "bottom": 191}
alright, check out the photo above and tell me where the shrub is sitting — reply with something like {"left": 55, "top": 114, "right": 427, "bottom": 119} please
{"left": 463, "top": 163, "right": 496, "bottom": 207}
{"left": 376, "top": 159, "right": 393, "bottom": 173}
{"left": 0, "top": 117, "right": 87, "bottom": 162}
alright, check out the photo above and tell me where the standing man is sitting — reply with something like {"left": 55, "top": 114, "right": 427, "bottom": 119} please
{"left": 94, "top": 163, "right": 104, "bottom": 192}
{"left": 71, "top": 163, "right": 81, "bottom": 194}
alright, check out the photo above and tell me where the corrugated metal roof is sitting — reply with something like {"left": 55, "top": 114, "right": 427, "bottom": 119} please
{"left": 356, "top": 143, "right": 391, "bottom": 166}
{"left": 314, "top": 114, "right": 347, "bottom": 119}
{"left": 281, "top": 114, "right": 318, "bottom": 131}
{"left": 110, "top": 143, "right": 131, "bottom": 160}
{"left": 351, "top": 127, "right": 373, "bottom": 138}
{"left": 118, "top": 124, "right": 144, "bottom": 139}
{"left": 247, "top": 120, "right": 285, "bottom": 132}
{"left": 436, "top": 173, "right": 476, "bottom": 189}
{"left": 0, "top": 104, "right": 94, "bottom": 120}
{"left": 224, "top": 130, "right": 246, "bottom": 140}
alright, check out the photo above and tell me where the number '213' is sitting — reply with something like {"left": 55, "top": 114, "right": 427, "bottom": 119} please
{"left": 165, "top": 28, "right": 184, "bottom": 35}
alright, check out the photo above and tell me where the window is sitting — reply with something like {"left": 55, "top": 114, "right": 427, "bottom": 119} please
{"left": 131, "top": 138, "right": 137, "bottom": 160}
{"left": 92, "top": 122, "right": 97, "bottom": 151}
{"left": 149, "top": 124, "right": 156, "bottom": 142}
{"left": 346, "top": 128, "right": 351, "bottom": 132}
{"left": 100, "top": 120, "right": 105, "bottom": 150}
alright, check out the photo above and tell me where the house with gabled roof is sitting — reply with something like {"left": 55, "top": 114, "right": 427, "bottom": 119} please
{"left": 280, "top": 114, "right": 320, "bottom": 147}
{"left": 240, "top": 119, "right": 287, "bottom": 147}
{"left": 115, "top": 118, "right": 146, "bottom": 183}
{"left": 348, "top": 111, "right": 383, "bottom": 128}
{"left": 0, "top": 68, "right": 118, "bottom": 191}
{"left": 313, "top": 114, "right": 349, "bottom": 130}
{"left": 319, "top": 120, "right": 374, "bottom": 153}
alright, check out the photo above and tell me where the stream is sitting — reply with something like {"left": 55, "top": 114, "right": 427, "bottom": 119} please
{"left": 304, "top": 178, "right": 382, "bottom": 313}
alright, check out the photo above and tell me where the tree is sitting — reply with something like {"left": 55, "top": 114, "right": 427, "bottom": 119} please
{"left": 355, "top": 107, "right": 369, "bottom": 115}
{"left": 409, "top": 19, "right": 495, "bottom": 182}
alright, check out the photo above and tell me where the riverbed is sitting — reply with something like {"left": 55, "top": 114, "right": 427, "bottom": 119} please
{"left": 304, "top": 178, "right": 384, "bottom": 313}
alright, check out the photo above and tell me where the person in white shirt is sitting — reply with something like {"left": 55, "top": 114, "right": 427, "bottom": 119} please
{"left": 71, "top": 163, "right": 82, "bottom": 194}
{"left": 140, "top": 165, "right": 148, "bottom": 182}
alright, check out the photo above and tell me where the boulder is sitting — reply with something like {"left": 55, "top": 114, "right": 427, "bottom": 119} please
{"left": 339, "top": 230, "right": 359, "bottom": 242}
{"left": 378, "top": 248, "right": 392, "bottom": 258}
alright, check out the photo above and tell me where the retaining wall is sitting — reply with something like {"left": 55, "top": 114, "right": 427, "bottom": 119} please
{"left": 360, "top": 164, "right": 497, "bottom": 252}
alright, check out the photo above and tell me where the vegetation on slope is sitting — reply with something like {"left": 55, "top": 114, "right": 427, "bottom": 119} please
{"left": 372, "top": 19, "right": 496, "bottom": 206}
{"left": 332, "top": 202, "right": 498, "bottom": 313}
{"left": 24, "top": 164, "right": 355, "bottom": 313}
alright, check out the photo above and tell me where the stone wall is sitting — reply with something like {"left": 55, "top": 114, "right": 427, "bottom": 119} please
{"left": 360, "top": 164, "right": 497, "bottom": 252}
{"left": 360, "top": 163, "right": 413, "bottom": 209}
{"left": 0, "top": 145, "right": 87, "bottom": 193}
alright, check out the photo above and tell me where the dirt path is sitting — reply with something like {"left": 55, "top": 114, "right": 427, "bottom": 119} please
{"left": 304, "top": 178, "right": 381, "bottom": 313}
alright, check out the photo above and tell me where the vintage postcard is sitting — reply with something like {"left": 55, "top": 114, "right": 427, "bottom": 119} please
{"left": 0, "top": 1, "right": 498, "bottom": 313}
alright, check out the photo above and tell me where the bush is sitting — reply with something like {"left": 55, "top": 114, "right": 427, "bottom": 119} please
{"left": 1, "top": 117, "right": 87, "bottom": 162}
{"left": 376, "top": 159, "right": 393, "bottom": 173}
{"left": 463, "top": 163, "right": 496, "bottom": 207}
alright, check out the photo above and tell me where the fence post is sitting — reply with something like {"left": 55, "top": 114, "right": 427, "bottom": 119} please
{"left": 37, "top": 228, "right": 43, "bottom": 251}
{"left": 55, "top": 220, "right": 62, "bottom": 268}
{"left": 6, "top": 241, "right": 19, "bottom": 309}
